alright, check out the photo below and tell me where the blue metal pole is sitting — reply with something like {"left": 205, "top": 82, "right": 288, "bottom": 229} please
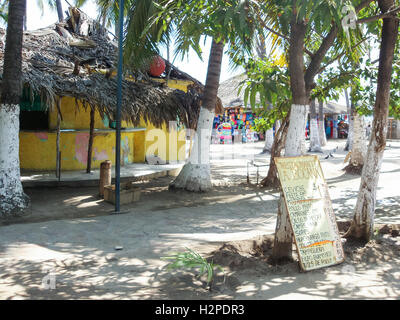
{"left": 115, "top": 0, "right": 124, "bottom": 213}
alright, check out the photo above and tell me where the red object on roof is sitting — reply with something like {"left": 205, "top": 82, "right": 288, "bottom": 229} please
{"left": 149, "top": 56, "right": 166, "bottom": 77}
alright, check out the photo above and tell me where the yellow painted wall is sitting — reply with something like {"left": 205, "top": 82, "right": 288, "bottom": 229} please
{"left": 143, "top": 78, "right": 189, "bottom": 162}
{"left": 142, "top": 120, "right": 187, "bottom": 163}
{"left": 152, "top": 78, "right": 193, "bottom": 92}
{"left": 20, "top": 78, "right": 192, "bottom": 170}
{"left": 133, "top": 130, "right": 146, "bottom": 163}
{"left": 48, "top": 97, "right": 139, "bottom": 131}
{"left": 20, "top": 130, "right": 137, "bottom": 171}
{"left": 49, "top": 97, "right": 103, "bottom": 130}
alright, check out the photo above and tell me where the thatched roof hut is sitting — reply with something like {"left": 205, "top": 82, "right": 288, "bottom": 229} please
{"left": 321, "top": 101, "right": 348, "bottom": 115}
{"left": 218, "top": 73, "right": 348, "bottom": 115}
{"left": 218, "top": 74, "right": 259, "bottom": 110}
{"left": 0, "top": 8, "right": 221, "bottom": 129}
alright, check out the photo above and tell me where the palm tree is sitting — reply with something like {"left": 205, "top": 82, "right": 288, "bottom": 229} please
{"left": 0, "top": 0, "right": 29, "bottom": 216}
{"left": 169, "top": 38, "right": 224, "bottom": 191}
{"left": 125, "top": 0, "right": 260, "bottom": 192}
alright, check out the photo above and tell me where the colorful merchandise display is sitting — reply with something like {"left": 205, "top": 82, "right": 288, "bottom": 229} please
{"left": 219, "top": 122, "right": 233, "bottom": 144}
{"left": 212, "top": 107, "right": 262, "bottom": 144}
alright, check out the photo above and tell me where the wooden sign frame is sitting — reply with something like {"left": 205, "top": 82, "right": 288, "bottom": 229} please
{"left": 275, "top": 155, "right": 345, "bottom": 271}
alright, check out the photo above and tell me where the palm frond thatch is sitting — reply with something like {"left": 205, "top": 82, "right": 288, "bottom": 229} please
{"left": 0, "top": 8, "right": 219, "bottom": 129}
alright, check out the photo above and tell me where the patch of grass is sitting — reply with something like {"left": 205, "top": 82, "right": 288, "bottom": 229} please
{"left": 161, "top": 248, "right": 225, "bottom": 288}
{"left": 371, "top": 227, "right": 382, "bottom": 241}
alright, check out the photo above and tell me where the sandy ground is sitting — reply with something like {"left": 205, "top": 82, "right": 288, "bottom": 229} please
{"left": 0, "top": 139, "right": 399, "bottom": 300}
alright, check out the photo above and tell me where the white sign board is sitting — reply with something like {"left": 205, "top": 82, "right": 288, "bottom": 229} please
{"left": 275, "top": 155, "right": 345, "bottom": 271}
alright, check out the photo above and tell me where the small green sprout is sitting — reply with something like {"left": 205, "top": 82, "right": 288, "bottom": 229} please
{"left": 161, "top": 248, "right": 225, "bottom": 288}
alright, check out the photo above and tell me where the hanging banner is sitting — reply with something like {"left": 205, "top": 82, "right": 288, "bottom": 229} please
{"left": 275, "top": 155, "right": 345, "bottom": 271}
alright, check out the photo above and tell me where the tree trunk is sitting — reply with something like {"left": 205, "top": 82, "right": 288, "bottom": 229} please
{"left": 318, "top": 100, "right": 327, "bottom": 146}
{"left": 262, "top": 104, "right": 274, "bottom": 153}
{"left": 256, "top": 33, "right": 266, "bottom": 59}
{"left": 55, "top": 102, "right": 61, "bottom": 179}
{"left": 101, "top": 13, "right": 107, "bottom": 28}
{"left": 344, "top": 88, "right": 353, "bottom": 151}
{"left": 257, "top": 35, "right": 274, "bottom": 155}
{"left": 262, "top": 128, "right": 274, "bottom": 153}
{"left": 272, "top": 16, "right": 308, "bottom": 262}
{"left": 56, "top": 0, "right": 64, "bottom": 22}
{"left": 309, "top": 99, "right": 323, "bottom": 152}
{"left": 261, "top": 114, "right": 289, "bottom": 188}
{"left": 275, "top": 119, "right": 281, "bottom": 133}
{"left": 271, "top": 193, "right": 293, "bottom": 263}
{"left": 0, "top": 0, "right": 29, "bottom": 217}
{"left": 23, "top": 4, "right": 27, "bottom": 31}
{"left": 114, "top": 15, "right": 120, "bottom": 41}
{"left": 169, "top": 39, "right": 224, "bottom": 192}
{"left": 345, "top": 110, "right": 366, "bottom": 174}
{"left": 345, "top": 0, "right": 399, "bottom": 241}
{"left": 87, "top": 107, "right": 95, "bottom": 173}
{"left": 332, "top": 115, "right": 338, "bottom": 139}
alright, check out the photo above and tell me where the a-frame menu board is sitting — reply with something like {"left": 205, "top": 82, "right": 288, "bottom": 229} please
{"left": 275, "top": 155, "right": 345, "bottom": 271}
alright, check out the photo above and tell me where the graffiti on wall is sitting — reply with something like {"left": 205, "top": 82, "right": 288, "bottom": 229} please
{"left": 121, "top": 136, "right": 130, "bottom": 165}
{"left": 75, "top": 132, "right": 89, "bottom": 164}
{"left": 34, "top": 132, "right": 48, "bottom": 142}
{"left": 93, "top": 148, "right": 109, "bottom": 161}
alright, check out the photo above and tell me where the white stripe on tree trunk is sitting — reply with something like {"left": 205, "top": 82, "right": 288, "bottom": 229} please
{"left": 0, "top": 104, "right": 29, "bottom": 216}
{"left": 170, "top": 107, "right": 215, "bottom": 192}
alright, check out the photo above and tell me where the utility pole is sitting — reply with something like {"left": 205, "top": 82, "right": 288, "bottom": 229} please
{"left": 114, "top": 0, "right": 124, "bottom": 213}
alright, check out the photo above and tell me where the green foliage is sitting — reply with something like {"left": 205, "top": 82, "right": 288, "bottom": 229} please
{"left": 0, "top": 0, "right": 87, "bottom": 23}
{"left": 339, "top": 44, "right": 400, "bottom": 120}
{"left": 36, "top": 0, "right": 86, "bottom": 16}
{"left": 124, "top": 0, "right": 263, "bottom": 72}
{"left": 36, "top": 0, "right": 57, "bottom": 13}
{"left": 238, "top": 58, "right": 290, "bottom": 125}
{"left": 161, "top": 248, "right": 225, "bottom": 287}
{"left": 242, "top": 59, "right": 290, "bottom": 109}
{"left": 231, "top": 0, "right": 370, "bottom": 130}
{"left": 253, "top": 117, "right": 273, "bottom": 132}
{"left": 388, "top": 47, "right": 400, "bottom": 119}
{"left": 260, "top": 0, "right": 366, "bottom": 62}
{"left": 312, "top": 63, "right": 358, "bottom": 103}
{"left": 0, "top": 0, "right": 7, "bottom": 23}
{"left": 94, "top": 0, "right": 133, "bottom": 30}
{"left": 124, "top": 0, "right": 171, "bottom": 71}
